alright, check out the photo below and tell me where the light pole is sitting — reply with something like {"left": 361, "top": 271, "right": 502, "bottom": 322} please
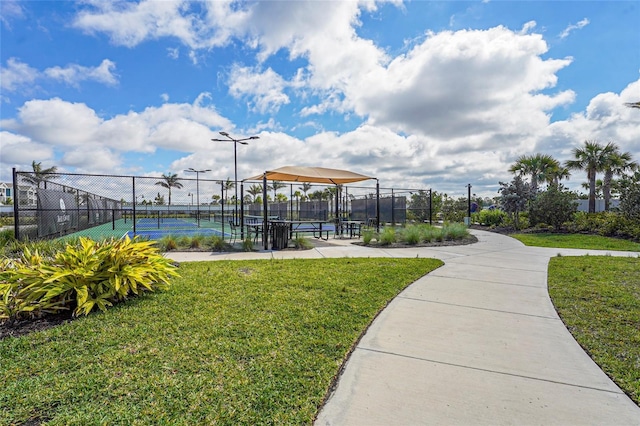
{"left": 188, "top": 192, "right": 194, "bottom": 207}
{"left": 185, "top": 168, "right": 211, "bottom": 226}
{"left": 212, "top": 131, "right": 259, "bottom": 224}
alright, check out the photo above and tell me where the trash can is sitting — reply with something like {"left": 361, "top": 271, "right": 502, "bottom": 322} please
{"left": 271, "top": 222, "right": 289, "bottom": 250}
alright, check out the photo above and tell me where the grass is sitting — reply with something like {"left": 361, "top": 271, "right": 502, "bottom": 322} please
{"left": 548, "top": 256, "right": 640, "bottom": 405}
{"left": 510, "top": 233, "right": 640, "bottom": 252}
{"left": 0, "top": 257, "right": 442, "bottom": 425}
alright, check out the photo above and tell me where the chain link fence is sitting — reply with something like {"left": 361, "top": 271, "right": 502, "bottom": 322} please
{"left": 12, "top": 169, "right": 445, "bottom": 242}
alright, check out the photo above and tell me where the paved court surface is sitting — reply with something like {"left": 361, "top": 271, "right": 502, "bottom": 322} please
{"left": 165, "top": 230, "right": 640, "bottom": 425}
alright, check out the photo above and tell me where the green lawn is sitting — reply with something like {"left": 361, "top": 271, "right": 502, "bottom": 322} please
{"left": 0, "top": 257, "right": 442, "bottom": 425}
{"left": 548, "top": 256, "right": 640, "bottom": 405}
{"left": 510, "top": 233, "right": 640, "bottom": 251}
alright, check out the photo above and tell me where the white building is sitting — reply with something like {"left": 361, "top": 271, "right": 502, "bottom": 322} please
{"left": 0, "top": 182, "right": 12, "bottom": 205}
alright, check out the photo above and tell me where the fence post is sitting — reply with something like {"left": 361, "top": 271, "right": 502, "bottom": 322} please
{"left": 376, "top": 179, "right": 380, "bottom": 233}
{"left": 132, "top": 176, "right": 137, "bottom": 235}
{"left": 391, "top": 188, "right": 395, "bottom": 226}
{"left": 240, "top": 182, "right": 245, "bottom": 240}
{"left": 429, "top": 189, "right": 433, "bottom": 225}
{"left": 263, "top": 174, "right": 269, "bottom": 250}
{"left": 12, "top": 168, "right": 19, "bottom": 241}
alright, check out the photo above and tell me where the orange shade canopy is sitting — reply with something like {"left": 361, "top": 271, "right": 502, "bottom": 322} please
{"left": 245, "top": 166, "right": 374, "bottom": 185}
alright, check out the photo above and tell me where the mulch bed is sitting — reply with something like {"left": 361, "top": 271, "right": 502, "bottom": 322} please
{"left": 352, "top": 235, "right": 478, "bottom": 248}
{"left": 1, "top": 310, "right": 74, "bottom": 341}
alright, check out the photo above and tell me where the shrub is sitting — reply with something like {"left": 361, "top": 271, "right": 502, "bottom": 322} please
{"left": 242, "top": 237, "right": 254, "bottom": 252}
{"left": 207, "top": 235, "right": 229, "bottom": 251}
{"left": 442, "top": 223, "right": 469, "bottom": 240}
{"left": 159, "top": 235, "right": 178, "bottom": 251}
{"left": 421, "top": 225, "right": 440, "bottom": 243}
{"left": 0, "top": 236, "right": 179, "bottom": 323}
{"left": 528, "top": 185, "right": 577, "bottom": 230}
{"left": 0, "top": 229, "right": 15, "bottom": 247}
{"left": 189, "top": 234, "right": 205, "bottom": 249}
{"left": 293, "top": 236, "right": 312, "bottom": 250}
{"left": 399, "top": 225, "right": 421, "bottom": 245}
{"left": 619, "top": 170, "right": 640, "bottom": 220}
{"left": 362, "top": 229, "right": 376, "bottom": 245}
{"left": 476, "top": 209, "right": 506, "bottom": 226}
{"left": 378, "top": 227, "right": 397, "bottom": 245}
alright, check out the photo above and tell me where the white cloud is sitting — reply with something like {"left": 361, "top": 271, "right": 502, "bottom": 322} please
{"left": 0, "top": 58, "right": 39, "bottom": 92}
{"left": 0, "top": 58, "right": 118, "bottom": 94}
{"left": 0, "top": 94, "right": 233, "bottom": 174}
{"left": 559, "top": 18, "right": 589, "bottom": 39}
{"left": 44, "top": 59, "right": 118, "bottom": 87}
{"left": 167, "top": 47, "right": 180, "bottom": 59}
{"left": 350, "top": 27, "right": 574, "bottom": 141}
{"left": 0, "top": 0, "right": 24, "bottom": 29}
{"left": 0, "top": 131, "right": 54, "bottom": 165}
{"left": 228, "top": 65, "right": 290, "bottom": 113}
{"left": 72, "top": 0, "right": 253, "bottom": 49}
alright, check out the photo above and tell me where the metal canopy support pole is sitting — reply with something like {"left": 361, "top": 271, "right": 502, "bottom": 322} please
{"left": 263, "top": 174, "right": 269, "bottom": 250}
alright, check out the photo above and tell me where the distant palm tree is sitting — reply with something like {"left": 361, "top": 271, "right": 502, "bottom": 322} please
{"left": 269, "top": 181, "right": 286, "bottom": 201}
{"left": 247, "top": 184, "right": 263, "bottom": 202}
{"left": 565, "top": 140, "right": 616, "bottom": 213}
{"left": 299, "top": 182, "right": 312, "bottom": 201}
{"left": 601, "top": 145, "right": 638, "bottom": 210}
{"left": 155, "top": 173, "right": 183, "bottom": 206}
{"left": 223, "top": 178, "right": 234, "bottom": 203}
{"left": 23, "top": 161, "right": 59, "bottom": 188}
{"left": 509, "top": 153, "right": 561, "bottom": 192}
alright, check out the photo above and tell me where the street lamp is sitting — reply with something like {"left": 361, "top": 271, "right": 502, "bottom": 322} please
{"left": 212, "top": 131, "right": 259, "bottom": 224}
{"left": 184, "top": 168, "right": 211, "bottom": 226}
{"left": 188, "top": 192, "right": 194, "bottom": 206}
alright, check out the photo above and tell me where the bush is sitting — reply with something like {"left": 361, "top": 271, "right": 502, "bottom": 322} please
{"left": 378, "top": 227, "right": 397, "bottom": 245}
{"left": 362, "top": 229, "right": 376, "bottom": 245}
{"left": 399, "top": 225, "right": 422, "bottom": 245}
{"left": 528, "top": 185, "right": 578, "bottom": 230}
{"left": 475, "top": 209, "right": 506, "bottom": 226}
{"left": 442, "top": 223, "right": 469, "bottom": 240}
{"left": 619, "top": 170, "right": 640, "bottom": 220}
{"left": 242, "top": 237, "right": 255, "bottom": 252}
{"left": 292, "top": 236, "right": 312, "bottom": 249}
{"left": 568, "top": 212, "right": 640, "bottom": 242}
{"left": 0, "top": 236, "right": 179, "bottom": 323}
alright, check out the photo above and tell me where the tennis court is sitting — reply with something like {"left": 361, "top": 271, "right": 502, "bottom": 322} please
{"left": 63, "top": 215, "right": 231, "bottom": 241}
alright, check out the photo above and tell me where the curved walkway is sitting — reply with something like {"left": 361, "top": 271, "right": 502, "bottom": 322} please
{"left": 165, "top": 230, "right": 640, "bottom": 425}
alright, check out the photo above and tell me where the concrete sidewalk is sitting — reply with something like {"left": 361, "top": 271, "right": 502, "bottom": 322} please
{"left": 165, "top": 230, "right": 640, "bottom": 425}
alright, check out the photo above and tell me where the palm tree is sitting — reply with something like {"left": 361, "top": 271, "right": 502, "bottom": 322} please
{"left": 581, "top": 179, "right": 604, "bottom": 199}
{"left": 625, "top": 101, "right": 640, "bottom": 109}
{"left": 565, "top": 140, "right": 616, "bottom": 213}
{"left": 247, "top": 184, "right": 263, "bottom": 203}
{"left": 601, "top": 145, "right": 638, "bottom": 210}
{"left": 299, "top": 182, "right": 312, "bottom": 201}
{"left": 269, "top": 181, "right": 286, "bottom": 201}
{"left": 155, "top": 173, "right": 183, "bottom": 206}
{"left": 217, "top": 178, "right": 234, "bottom": 203}
{"left": 508, "top": 154, "right": 560, "bottom": 192}
{"left": 23, "top": 160, "right": 59, "bottom": 189}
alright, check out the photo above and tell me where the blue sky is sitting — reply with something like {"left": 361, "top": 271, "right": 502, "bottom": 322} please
{"left": 1, "top": 0, "right": 639, "bottom": 198}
